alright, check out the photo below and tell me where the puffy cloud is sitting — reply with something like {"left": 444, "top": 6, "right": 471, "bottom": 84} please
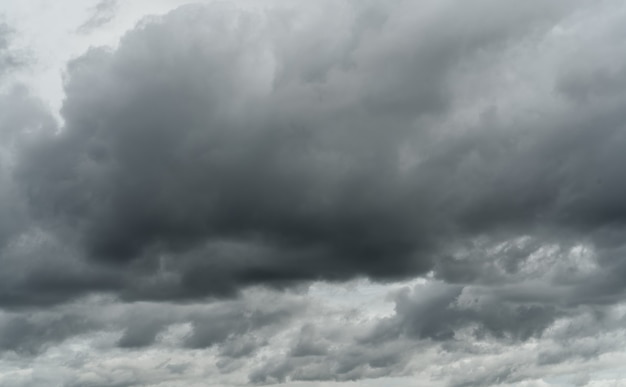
{"left": 12, "top": 0, "right": 595, "bottom": 304}
{"left": 6, "top": 0, "right": 626, "bottom": 386}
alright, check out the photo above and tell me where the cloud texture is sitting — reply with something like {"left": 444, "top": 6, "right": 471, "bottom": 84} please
{"left": 3, "top": 0, "right": 626, "bottom": 386}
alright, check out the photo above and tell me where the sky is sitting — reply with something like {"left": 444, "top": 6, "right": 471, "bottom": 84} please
{"left": 2, "top": 0, "right": 626, "bottom": 386}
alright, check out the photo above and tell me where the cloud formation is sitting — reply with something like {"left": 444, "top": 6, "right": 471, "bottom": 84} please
{"left": 10, "top": 0, "right": 599, "bottom": 303}
{"left": 4, "top": 0, "right": 626, "bottom": 386}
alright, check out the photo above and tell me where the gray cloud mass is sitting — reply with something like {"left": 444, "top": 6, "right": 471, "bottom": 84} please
{"left": 13, "top": 0, "right": 597, "bottom": 302}
{"left": 3, "top": 0, "right": 626, "bottom": 386}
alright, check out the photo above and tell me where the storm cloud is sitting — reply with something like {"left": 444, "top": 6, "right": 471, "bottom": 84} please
{"left": 4, "top": 0, "right": 626, "bottom": 386}
{"left": 11, "top": 0, "right": 610, "bottom": 303}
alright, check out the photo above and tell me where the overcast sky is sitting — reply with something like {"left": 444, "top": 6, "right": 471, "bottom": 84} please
{"left": 2, "top": 1, "right": 626, "bottom": 386}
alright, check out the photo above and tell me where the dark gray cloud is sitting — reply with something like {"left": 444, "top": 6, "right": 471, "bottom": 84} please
{"left": 6, "top": 1, "right": 626, "bottom": 386}
{"left": 13, "top": 0, "right": 595, "bottom": 305}
{"left": 0, "top": 311, "right": 95, "bottom": 355}
{"left": 367, "top": 281, "right": 560, "bottom": 344}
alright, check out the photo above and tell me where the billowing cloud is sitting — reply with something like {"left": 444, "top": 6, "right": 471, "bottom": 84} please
{"left": 11, "top": 0, "right": 598, "bottom": 303}
{"left": 4, "top": 0, "right": 626, "bottom": 386}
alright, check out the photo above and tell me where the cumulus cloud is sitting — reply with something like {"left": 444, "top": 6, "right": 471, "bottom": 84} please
{"left": 11, "top": 0, "right": 595, "bottom": 303}
{"left": 4, "top": 0, "right": 626, "bottom": 385}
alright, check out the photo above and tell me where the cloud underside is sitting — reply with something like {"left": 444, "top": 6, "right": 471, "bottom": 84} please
{"left": 3, "top": 0, "right": 626, "bottom": 385}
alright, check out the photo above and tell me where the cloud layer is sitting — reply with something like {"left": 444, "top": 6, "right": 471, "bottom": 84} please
{"left": 3, "top": 0, "right": 626, "bottom": 386}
